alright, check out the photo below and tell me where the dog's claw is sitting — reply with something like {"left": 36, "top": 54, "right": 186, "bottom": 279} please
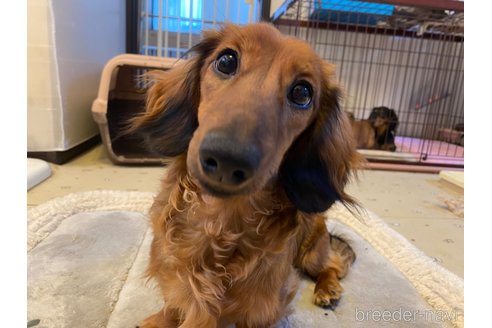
{"left": 314, "top": 281, "right": 343, "bottom": 310}
{"left": 329, "top": 298, "right": 340, "bottom": 308}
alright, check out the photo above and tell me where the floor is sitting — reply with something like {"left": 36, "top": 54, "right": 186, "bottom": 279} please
{"left": 27, "top": 144, "right": 464, "bottom": 278}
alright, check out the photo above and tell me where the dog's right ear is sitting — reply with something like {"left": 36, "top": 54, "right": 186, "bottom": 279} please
{"left": 279, "top": 64, "right": 361, "bottom": 213}
{"left": 127, "top": 30, "right": 221, "bottom": 157}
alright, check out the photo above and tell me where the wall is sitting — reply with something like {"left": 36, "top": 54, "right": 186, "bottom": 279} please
{"left": 27, "top": 0, "right": 125, "bottom": 152}
{"left": 27, "top": 0, "right": 61, "bottom": 151}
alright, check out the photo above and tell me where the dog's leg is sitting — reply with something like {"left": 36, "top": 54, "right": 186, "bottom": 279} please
{"left": 297, "top": 217, "right": 355, "bottom": 309}
{"left": 138, "top": 306, "right": 219, "bottom": 328}
{"left": 137, "top": 307, "right": 179, "bottom": 328}
{"left": 313, "top": 236, "right": 355, "bottom": 308}
{"left": 235, "top": 269, "right": 298, "bottom": 328}
{"left": 381, "top": 142, "right": 396, "bottom": 152}
{"left": 236, "top": 322, "right": 286, "bottom": 328}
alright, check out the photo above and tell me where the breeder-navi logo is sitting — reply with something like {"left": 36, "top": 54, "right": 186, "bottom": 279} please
{"left": 355, "top": 307, "right": 459, "bottom": 323}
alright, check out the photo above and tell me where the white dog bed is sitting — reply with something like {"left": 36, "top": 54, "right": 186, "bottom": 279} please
{"left": 27, "top": 191, "right": 463, "bottom": 327}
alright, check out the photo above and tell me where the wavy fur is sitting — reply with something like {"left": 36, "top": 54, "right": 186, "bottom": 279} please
{"left": 133, "top": 23, "right": 361, "bottom": 328}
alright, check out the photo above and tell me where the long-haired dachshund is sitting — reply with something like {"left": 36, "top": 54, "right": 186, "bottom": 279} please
{"left": 368, "top": 106, "right": 399, "bottom": 151}
{"left": 130, "top": 23, "right": 361, "bottom": 328}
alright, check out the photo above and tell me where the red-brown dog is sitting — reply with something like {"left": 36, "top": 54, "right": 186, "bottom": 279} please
{"left": 130, "top": 23, "right": 361, "bottom": 328}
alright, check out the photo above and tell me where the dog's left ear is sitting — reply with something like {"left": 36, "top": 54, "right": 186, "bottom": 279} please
{"left": 127, "top": 30, "right": 221, "bottom": 157}
{"left": 388, "top": 108, "right": 399, "bottom": 131}
{"left": 280, "top": 64, "right": 361, "bottom": 213}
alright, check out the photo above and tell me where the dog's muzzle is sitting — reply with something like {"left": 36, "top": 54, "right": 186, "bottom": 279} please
{"left": 198, "top": 129, "right": 262, "bottom": 195}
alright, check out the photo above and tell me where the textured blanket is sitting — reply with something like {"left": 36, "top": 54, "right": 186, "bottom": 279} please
{"left": 27, "top": 191, "right": 464, "bottom": 327}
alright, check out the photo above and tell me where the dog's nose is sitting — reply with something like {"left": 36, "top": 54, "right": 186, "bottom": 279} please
{"left": 199, "top": 130, "right": 261, "bottom": 186}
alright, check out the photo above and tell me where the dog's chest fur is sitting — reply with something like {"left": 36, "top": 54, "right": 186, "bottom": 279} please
{"left": 147, "top": 162, "right": 301, "bottom": 317}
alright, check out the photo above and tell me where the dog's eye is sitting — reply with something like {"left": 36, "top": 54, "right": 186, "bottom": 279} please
{"left": 288, "top": 81, "right": 313, "bottom": 109}
{"left": 215, "top": 49, "right": 238, "bottom": 76}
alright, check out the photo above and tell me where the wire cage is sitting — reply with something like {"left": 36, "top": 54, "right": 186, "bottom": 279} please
{"left": 138, "top": 0, "right": 260, "bottom": 57}
{"left": 98, "top": 0, "right": 463, "bottom": 168}
{"left": 272, "top": 0, "right": 464, "bottom": 168}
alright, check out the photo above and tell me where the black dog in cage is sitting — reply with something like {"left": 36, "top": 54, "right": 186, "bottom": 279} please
{"left": 368, "top": 106, "right": 399, "bottom": 152}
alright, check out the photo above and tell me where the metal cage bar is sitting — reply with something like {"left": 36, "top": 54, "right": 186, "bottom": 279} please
{"left": 137, "top": 0, "right": 260, "bottom": 58}
{"left": 274, "top": 0, "right": 463, "bottom": 167}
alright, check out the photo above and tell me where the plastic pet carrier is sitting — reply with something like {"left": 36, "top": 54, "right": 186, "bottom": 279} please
{"left": 91, "top": 54, "right": 176, "bottom": 164}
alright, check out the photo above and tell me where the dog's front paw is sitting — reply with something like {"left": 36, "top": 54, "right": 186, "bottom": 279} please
{"left": 381, "top": 143, "right": 396, "bottom": 151}
{"left": 136, "top": 316, "right": 158, "bottom": 328}
{"left": 137, "top": 311, "right": 171, "bottom": 328}
{"left": 313, "top": 279, "right": 343, "bottom": 309}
